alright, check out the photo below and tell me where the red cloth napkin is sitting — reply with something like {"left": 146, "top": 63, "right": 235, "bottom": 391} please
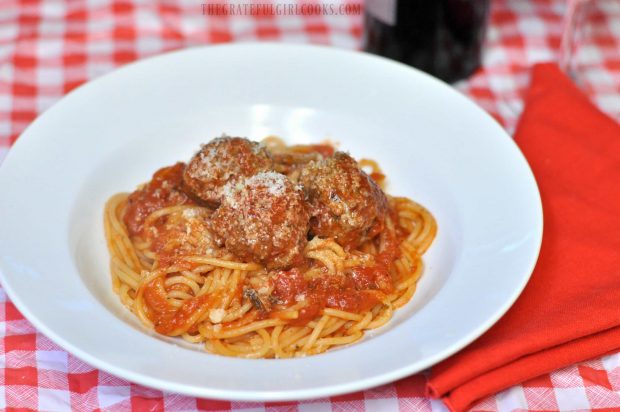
{"left": 426, "top": 63, "right": 620, "bottom": 412}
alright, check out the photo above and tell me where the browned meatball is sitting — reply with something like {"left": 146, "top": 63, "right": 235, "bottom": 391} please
{"left": 299, "top": 152, "right": 388, "bottom": 248}
{"left": 183, "top": 136, "right": 273, "bottom": 206}
{"left": 209, "top": 172, "right": 310, "bottom": 270}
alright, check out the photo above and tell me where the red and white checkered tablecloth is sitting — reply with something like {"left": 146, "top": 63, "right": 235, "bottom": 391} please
{"left": 1, "top": 0, "right": 619, "bottom": 410}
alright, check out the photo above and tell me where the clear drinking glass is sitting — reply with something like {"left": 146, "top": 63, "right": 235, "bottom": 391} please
{"left": 560, "top": 0, "right": 620, "bottom": 120}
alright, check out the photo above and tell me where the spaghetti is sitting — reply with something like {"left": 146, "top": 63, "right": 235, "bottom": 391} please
{"left": 104, "top": 137, "right": 436, "bottom": 358}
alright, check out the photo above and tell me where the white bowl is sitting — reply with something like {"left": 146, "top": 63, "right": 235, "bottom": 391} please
{"left": 0, "top": 43, "right": 542, "bottom": 401}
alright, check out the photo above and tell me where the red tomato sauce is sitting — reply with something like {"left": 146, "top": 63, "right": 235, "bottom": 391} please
{"left": 370, "top": 171, "right": 386, "bottom": 186}
{"left": 307, "top": 144, "right": 335, "bottom": 158}
{"left": 123, "top": 163, "right": 194, "bottom": 236}
{"left": 143, "top": 276, "right": 215, "bottom": 335}
{"left": 291, "top": 144, "right": 335, "bottom": 158}
{"left": 270, "top": 235, "right": 401, "bottom": 326}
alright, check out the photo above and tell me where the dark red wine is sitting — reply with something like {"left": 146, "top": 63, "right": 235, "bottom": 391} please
{"left": 364, "top": 0, "right": 490, "bottom": 83}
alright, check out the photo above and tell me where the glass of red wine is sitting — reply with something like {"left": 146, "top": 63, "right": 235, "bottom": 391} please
{"left": 363, "top": 0, "right": 491, "bottom": 83}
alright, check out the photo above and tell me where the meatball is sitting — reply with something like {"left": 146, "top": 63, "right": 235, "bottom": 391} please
{"left": 183, "top": 136, "right": 273, "bottom": 206}
{"left": 147, "top": 207, "right": 218, "bottom": 267}
{"left": 209, "top": 172, "right": 310, "bottom": 270}
{"left": 123, "top": 163, "right": 194, "bottom": 237}
{"left": 299, "top": 152, "right": 388, "bottom": 248}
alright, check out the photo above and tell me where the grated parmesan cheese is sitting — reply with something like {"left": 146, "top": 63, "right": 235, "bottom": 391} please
{"left": 182, "top": 208, "right": 198, "bottom": 219}
{"left": 246, "top": 171, "right": 287, "bottom": 196}
{"left": 209, "top": 308, "right": 226, "bottom": 324}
